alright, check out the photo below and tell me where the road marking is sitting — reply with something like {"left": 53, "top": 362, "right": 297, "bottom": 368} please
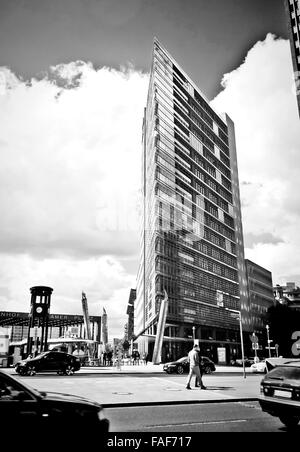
{"left": 143, "top": 419, "right": 247, "bottom": 428}
{"left": 236, "top": 401, "right": 261, "bottom": 410}
{"left": 151, "top": 377, "right": 232, "bottom": 398}
{"left": 151, "top": 377, "right": 186, "bottom": 387}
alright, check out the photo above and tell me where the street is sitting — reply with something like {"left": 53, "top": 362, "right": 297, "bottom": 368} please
{"left": 6, "top": 368, "right": 298, "bottom": 432}
{"left": 105, "top": 401, "right": 289, "bottom": 432}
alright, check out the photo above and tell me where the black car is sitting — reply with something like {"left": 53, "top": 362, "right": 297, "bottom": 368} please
{"left": 15, "top": 351, "right": 81, "bottom": 376}
{"left": 163, "top": 356, "right": 216, "bottom": 375}
{"left": 0, "top": 369, "right": 109, "bottom": 430}
{"left": 259, "top": 361, "right": 300, "bottom": 429}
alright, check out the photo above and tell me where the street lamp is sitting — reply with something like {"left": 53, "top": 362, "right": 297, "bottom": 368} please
{"left": 266, "top": 325, "right": 271, "bottom": 358}
{"left": 225, "top": 308, "right": 246, "bottom": 379}
{"left": 192, "top": 326, "right": 196, "bottom": 343}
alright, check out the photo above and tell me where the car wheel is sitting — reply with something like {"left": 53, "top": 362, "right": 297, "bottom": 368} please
{"left": 166, "top": 368, "right": 171, "bottom": 374}
{"left": 64, "top": 365, "right": 75, "bottom": 376}
{"left": 279, "top": 416, "right": 300, "bottom": 429}
{"left": 26, "top": 366, "right": 36, "bottom": 376}
{"left": 203, "top": 365, "right": 212, "bottom": 374}
{"left": 177, "top": 365, "right": 184, "bottom": 374}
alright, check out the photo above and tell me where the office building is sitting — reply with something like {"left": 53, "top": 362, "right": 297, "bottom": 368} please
{"left": 136, "top": 39, "right": 249, "bottom": 364}
{"left": 245, "top": 259, "right": 274, "bottom": 344}
{"left": 284, "top": 0, "right": 300, "bottom": 116}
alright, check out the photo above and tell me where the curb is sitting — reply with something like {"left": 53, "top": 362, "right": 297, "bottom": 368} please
{"left": 75, "top": 371, "right": 256, "bottom": 377}
{"left": 102, "top": 397, "right": 259, "bottom": 409}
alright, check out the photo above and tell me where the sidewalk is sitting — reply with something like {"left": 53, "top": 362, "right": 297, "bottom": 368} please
{"left": 75, "top": 363, "right": 261, "bottom": 407}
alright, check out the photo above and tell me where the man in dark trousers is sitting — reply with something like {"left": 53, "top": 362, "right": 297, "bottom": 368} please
{"left": 195, "top": 351, "right": 207, "bottom": 388}
{"left": 186, "top": 344, "right": 206, "bottom": 390}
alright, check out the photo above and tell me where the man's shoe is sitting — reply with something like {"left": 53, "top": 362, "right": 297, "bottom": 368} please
{"left": 200, "top": 386, "right": 207, "bottom": 390}
{"left": 186, "top": 385, "right": 191, "bottom": 390}
{"left": 195, "top": 384, "right": 200, "bottom": 387}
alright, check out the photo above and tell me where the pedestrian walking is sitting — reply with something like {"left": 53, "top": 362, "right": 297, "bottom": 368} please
{"left": 133, "top": 350, "right": 140, "bottom": 365}
{"left": 195, "top": 351, "right": 207, "bottom": 388}
{"left": 142, "top": 352, "right": 147, "bottom": 365}
{"left": 145, "top": 353, "right": 149, "bottom": 365}
{"left": 186, "top": 344, "right": 206, "bottom": 390}
{"left": 107, "top": 351, "right": 112, "bottom": 366}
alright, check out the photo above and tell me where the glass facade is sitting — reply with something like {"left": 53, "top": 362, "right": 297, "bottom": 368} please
{"left": 136, "top": 39, "right": 249, "bottom": 364}
{"left": 285, "top": 0, "right": 300, "bottom": 116}
{"left": 245, "top": 259, "right": 274, "bottom": 332}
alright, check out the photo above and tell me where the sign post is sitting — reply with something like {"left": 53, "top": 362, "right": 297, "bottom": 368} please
{"left": 250, "top": 333, "right": 259, "bottom": 362}
{"left": 266, "top": 325, "right": 272, "bottom": 357}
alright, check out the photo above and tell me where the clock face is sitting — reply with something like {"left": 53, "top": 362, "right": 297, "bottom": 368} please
{"left": 36, "top": 306, "right": 43, "bottom": 314}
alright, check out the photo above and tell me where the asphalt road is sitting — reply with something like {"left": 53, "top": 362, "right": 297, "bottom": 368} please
{"left": 3, "top": 369, "right": 300, "bottom": 433}
{"left": 105, "top": 401, "right": 290, "bottom": 432}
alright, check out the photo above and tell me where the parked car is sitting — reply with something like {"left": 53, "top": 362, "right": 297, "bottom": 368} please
{"left": 250, "top": 360, "right": 267, "bottom": 374}
{"left": 163, "top": 356, "right": 216, "bottom": 375}
{"left": 0, "top": 369, "right": 109, "bottom": 430}
{"left": 259, "top": 360, "right": 300, "bottom": 429}
{"left": 15, "top": 351, "right": 81, "bottom": 376}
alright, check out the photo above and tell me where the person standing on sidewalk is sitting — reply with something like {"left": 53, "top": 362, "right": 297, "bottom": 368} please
{"left": 186, "top": 344, "right": 206, "bottom": 390}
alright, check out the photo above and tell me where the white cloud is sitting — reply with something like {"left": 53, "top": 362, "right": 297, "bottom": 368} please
{"left": 212, "top": 33, "right": 300, "bottom": 285}
{"left": 0, "top": 62, "right": 148, "bottom": 338}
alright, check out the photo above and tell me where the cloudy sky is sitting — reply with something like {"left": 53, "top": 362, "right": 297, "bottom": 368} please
{"left": 0, "top": 0, "right": 299, "bottom": 339}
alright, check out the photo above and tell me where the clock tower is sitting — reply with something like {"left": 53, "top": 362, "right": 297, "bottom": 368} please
{"left": 26, "top": 286, "right": 53, "bottom": 357}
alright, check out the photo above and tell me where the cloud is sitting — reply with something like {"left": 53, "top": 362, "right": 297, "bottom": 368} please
{"left": 0, "top": 61, "right": 148, "bottom": 338}
{"left": 244, "top": 232, "right": 284, "bottom": 249}
{"left": 212, "top": 33, "right": 300, "bottom": 285}
{"left": 0, "top": 62, "right": 148, "bottom": 259}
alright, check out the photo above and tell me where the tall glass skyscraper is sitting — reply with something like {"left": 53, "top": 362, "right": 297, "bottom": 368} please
{"left": 284, "top": 0, "right": 300, "bottom": 116}
{"left": 136, "top": 39, "right": 249, "bottom": 364}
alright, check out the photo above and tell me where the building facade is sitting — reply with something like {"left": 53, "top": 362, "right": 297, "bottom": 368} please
{"left": 136, "top": 39, "right": 249, "bottom": 364}
{"left": 284, "top": 0, "right": 300, "bottom": 116}
{"left": 244, "top": 260, "right": 274, "bottom": 352}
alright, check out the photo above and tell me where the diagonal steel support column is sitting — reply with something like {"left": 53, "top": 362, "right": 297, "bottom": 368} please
{"left": 152, "top": 290, "right": 168, "bottom": 364}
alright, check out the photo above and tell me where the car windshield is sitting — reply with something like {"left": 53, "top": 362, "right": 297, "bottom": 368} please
{"left": 267, "top": 365, "right": 300, "bottom": 380}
